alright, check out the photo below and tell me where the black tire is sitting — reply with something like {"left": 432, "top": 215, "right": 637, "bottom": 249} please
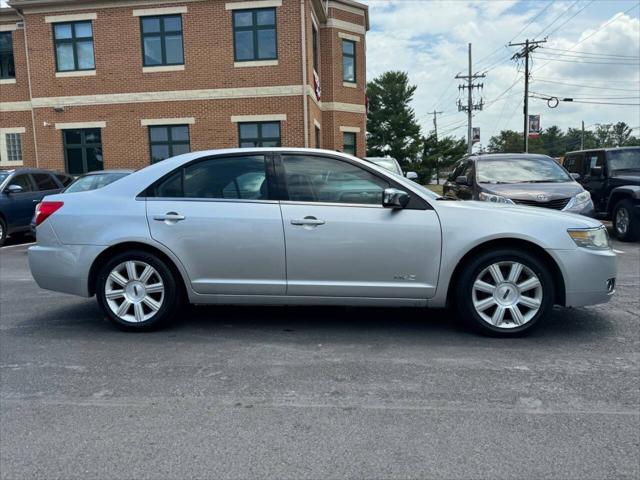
{"left": 96, "top": 250, "right": 182, "bottom": 331}
{"left": 612, "top": 199, "right": 639, "bottom": 242}
{"left": 455, "top": 249, "right": 555, "bottom": 337}
{"left": 0, "top": 217, "right": 6, "bottom": 247}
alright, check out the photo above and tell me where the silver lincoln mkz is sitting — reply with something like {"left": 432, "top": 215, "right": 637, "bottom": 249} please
{"left": 28, "top": 148, "right": 616, "bottom": 336}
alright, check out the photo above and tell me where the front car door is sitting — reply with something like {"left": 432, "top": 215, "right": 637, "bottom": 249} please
{"left": 582, "top": 150, "right": 606, "bottom": 211}
{"left": 3, "top": 173, "right": 40, "bottom": 230}
{"left": 145, "top": 153, "right": 286, "bottom": 295}
{"left": 276, "top": 153, "right": 441, "bottom": 299}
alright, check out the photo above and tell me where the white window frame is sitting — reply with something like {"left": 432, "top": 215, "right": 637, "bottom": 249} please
{"left": 0, "top": 127, "right": 25, "bottom": 166}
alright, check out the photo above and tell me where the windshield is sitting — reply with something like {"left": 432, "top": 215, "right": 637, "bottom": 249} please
{"left": 477, "top": 158, "right": 572, "bottom": 184}
{"left": 608, "top": 148, "right": 640, "bottom": 173}
{"left": 65, "top": 173, "right": 129, "bottom": 193}
{"left": 369, "top": 158, "right": 402, "bottom": 175}
{"left": 0, "top": 172, "right": 9, "bottom": 185}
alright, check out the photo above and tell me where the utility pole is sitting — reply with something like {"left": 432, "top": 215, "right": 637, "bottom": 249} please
{"left": 581, "top": 120, "right": 585, "bottom": 150}
{"left": 456, "top": 43, "right": 485, "bottom": 155}
{"left": 431, "top": 109, "right": 443, "bottom": 184}
{"left": 509, "top": 38, "right": 546, "bottom": 153}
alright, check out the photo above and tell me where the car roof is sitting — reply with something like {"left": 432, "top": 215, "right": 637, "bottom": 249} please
{"left": 470, "top": 153, "right": 555, "bottom": 161}
{"left": 566, "top": 146, "right": 639, "bottom": 155}
{"left": 78, "top": 169, "right": 135, "bottom": 176}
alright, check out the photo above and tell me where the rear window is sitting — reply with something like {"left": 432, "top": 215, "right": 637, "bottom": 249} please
{"left": 32, "top": 173, "right": 59, "bottom": 191}
{"left": 56, "top": 174, "right": 74, "bottom": 187}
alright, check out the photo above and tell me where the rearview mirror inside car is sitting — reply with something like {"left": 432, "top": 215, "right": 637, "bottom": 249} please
{"left": 590, "top": 166, "right": 603, "bottom": 178}
{"left": 382, "top": 188, "right": 410, "bottom": 209}
{"left": 455, "top": 175, "right": 469, "bottom": 186}
{"left": 6, "top": 184, "right": 24, "bottom": 194}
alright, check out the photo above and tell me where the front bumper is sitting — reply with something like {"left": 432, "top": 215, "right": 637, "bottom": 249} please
{"left": 548, "top": 246, "right": 617, "bottom": 307}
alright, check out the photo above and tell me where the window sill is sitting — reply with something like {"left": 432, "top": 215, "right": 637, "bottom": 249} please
{"left": 234, "top": 60, "right": 278, "bottom": 68}
{"left": 143, "top": 65, "right": 185, "bottom": 73}
{"left": 0, "top": 78, "right": 16, "bottom": 85}
{"left": 343, "top": 81, "right": 357, "bottom": 88}
{"left": 0, "top": 161, "right": 24, "bottom": 167}
{"left": 55, "top": 70, "right": 96, "bottom": 78}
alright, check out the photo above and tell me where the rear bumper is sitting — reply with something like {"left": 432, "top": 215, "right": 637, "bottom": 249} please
{"left": 548, "top": 247, "right": 617, "bottom": 307}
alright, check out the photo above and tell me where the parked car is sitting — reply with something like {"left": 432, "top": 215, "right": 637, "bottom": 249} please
{"left": 0, "top": 168, "right": 73, "bottom": 246}
{"left": 30, "top": 170, "right": 134, "bottom": 236}
{"left": 443, "top": 153, "right": 594, "bottom": 216}
{"left": 564, "top": 147, "right": 639, "bottom": 241}
{"left": 29, "top": 148, "right": 615, "bottom": 336}
{"left": 364, "top": 157, "right": 418, "bottom": 181}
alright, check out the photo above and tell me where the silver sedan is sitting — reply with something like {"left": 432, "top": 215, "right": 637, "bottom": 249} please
{"left": 28, "top": 148, "right": 616, "bottom": 336}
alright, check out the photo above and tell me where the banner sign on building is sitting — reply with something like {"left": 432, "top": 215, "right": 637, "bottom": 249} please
{"left": 528, "top": 115, "right": 541, "bottom": 138}
{"left": 472, "top": 127, "right": 480, "bottom": 144}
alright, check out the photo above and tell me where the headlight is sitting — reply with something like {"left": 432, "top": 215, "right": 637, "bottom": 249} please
{"left": 567, "top": 226, "right": 610, "bottom": 250}
{"left": 565, "top": 190, "right": 591, "bottom": 210}
{"left": 478, "top": 192, "right": 515, "bottom": 204}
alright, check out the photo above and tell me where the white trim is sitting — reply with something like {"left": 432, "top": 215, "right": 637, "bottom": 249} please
{"left": 55, "top": 70, "right": 96, "bottom": 78}
{"left": 230, "top": 114, "right": 287, "bottom": 123}
{"left": 234, "top": 60, "right": 278, "bottom": 68}
{"left": 323, "top": 101, "right": 366, "bottom": 113}
{"left": 340, "top": 126, "right": 361, "bottom": 133}
{"left": 45, "top": 12, "right": 97, "bottom": 23}
{"left": 0, "top": 128, "right": 26, "bottom": 167}
{"left": 328, "top": 1, "right": 365, "bottom": 16}
{"left": 133, "top": 6, "right": 188, "bottom": 16}
{"left": 338, "top": 32, "right": 360, "bottom": 42}
{"left": 324, "top": 19, "right": 365, "bottom": 34}
{"left": 0, "top": 24, "right": 18, "bottom": 32}
{"left": 0, "top": 101, "right": 32, "bottom": 112}
{"left": 142, "top": 65, "right": 185, "bottom": 73}
{"left": 0, "top": 78, "right": 17, "bottom": 85}
{"left": 310, "top": 10, "right": 319, "bottom": 31}
{"left": 31, "top": 85, "right": 303, "bottom": 108}
{"left": 55, "top": 121, "right": 106, "bottom": 130}
{"left": 313, "top": 119, "right": 321, "bottom": 129}
{"left": 343, "top": 81, "right": 357, "bottom": 88}
{"left": 24, "top": 0, "right": 203, "bottom": 14}
{"left": 141, "top": 117, "right": 195, "bottom": 126}
{"left": 225, "top": 0, "right": 282, "bottom": 10}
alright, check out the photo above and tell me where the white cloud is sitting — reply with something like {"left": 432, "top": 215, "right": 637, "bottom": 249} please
{"left": 363, "top": 0, "right": 640, "bottom": 149}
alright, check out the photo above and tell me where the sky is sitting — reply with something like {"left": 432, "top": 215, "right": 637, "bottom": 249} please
{"left": 361, "top": 0, "right": 640, "bottom": 150}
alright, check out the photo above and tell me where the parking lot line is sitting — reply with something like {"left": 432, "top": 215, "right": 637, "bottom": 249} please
{"left": 1, "top": 242, "right": 35, "bottom": 250}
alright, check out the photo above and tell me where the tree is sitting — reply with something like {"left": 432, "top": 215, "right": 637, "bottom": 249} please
{"left": 610, "top": 122, "right": 633, "bottom": 147}
{"left": 487, "top": 130, "right": 522, "bottom": 153}
{"left": 565, "top": 127, "right": 597, "bottom": 151}
{"left": 422, "top": 134, "right": 467, "bottom": 183}
{"left": 539, "top": 125, "right": 565, "bottom": 158}
{"left": 366, "top": 71, "right": 422, "bottom": 165}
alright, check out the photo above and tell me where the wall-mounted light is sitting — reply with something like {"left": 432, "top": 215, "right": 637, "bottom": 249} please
{"left": 53, "top": 106, "right": 64, "bottom": 113}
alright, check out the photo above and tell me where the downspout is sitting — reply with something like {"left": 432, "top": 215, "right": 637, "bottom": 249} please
{"left": 300, "top": 0, "right": 309, "bottom": 147}
{"left": 15, "top": 8, "right": 40, "bottom": 168}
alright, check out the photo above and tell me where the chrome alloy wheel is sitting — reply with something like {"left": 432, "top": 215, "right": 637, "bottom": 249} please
{"left": 615, "top": 207, "right": 630, "bottom": 236}
{"left": 472, "top": 261, "right": 543, "bottom": 329}
{"left": 105, "top": 261, "right": 165, "bottom": 323}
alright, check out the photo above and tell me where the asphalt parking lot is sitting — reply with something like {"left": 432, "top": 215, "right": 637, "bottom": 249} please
{"left": 1, "top": 236, "right": 639, "bottom": 480}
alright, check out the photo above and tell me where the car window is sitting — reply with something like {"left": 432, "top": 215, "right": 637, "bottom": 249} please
{"left": 607, "top": 148, "right": 640, "bottom": 173}
{"left": 564, "top": 154, "right": 583, "bottom": 174}
{"left": 10, "top": 174, "right": 33, "bottom": 192}
{"left": 461, "top": 161, "right": 473, "bottom": 178}
{"left": 282, "top": 155, "right": 388, "bottom": 205}
{"left": 56, "top": 174, "right": 74, "bottom": 187}
{"left": 32, "top": 173, "right": 59, "bottom": 191}
{"left": 448, "top": 161, "right": 466, "bottom": 181}
{"left": 152, "top": 155, "right": 268, "bottom": 200}
{"left": 477, "top": 157, "right": 572, "bottom": 184}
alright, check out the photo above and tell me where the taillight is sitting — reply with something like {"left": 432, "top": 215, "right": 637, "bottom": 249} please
{"left": 35, "top": 201, "right": 64, "bottom": 226}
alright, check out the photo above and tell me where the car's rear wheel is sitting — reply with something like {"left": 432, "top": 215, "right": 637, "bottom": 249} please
{"left": 96, "top": 250, "right": 181, "bottom": 331}
{"left": 0, "top": 217, "right": 6, "bottom": 247}
{"left": 456, "top": 249, "right": 554, "bottom": 336}
{"left": 612, "top": 199, "right": 639, "bottom": 242}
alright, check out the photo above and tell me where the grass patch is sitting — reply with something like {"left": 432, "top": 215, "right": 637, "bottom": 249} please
{"left": 425, "top": 184, "right": 444, "bottom": 195}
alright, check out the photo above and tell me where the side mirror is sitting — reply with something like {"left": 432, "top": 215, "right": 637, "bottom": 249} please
{"left": 455, "top": 175, "right": 470, "bottom": 186}
{"left": 382, "top": 188, "right": 410, "bottom": 209}
{"left": 570, "top": 172, "right": 581, "bottom": 181}
{"left": 590, "top": 166, "right": 603, "bottom": 178}
{"left": 6, "top": 184, "right": 23, "bottom": 194}
{"left": 405, "top": 171, "right": 418, "bottom": 181}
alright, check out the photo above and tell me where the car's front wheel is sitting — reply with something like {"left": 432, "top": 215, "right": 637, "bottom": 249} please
{"left": 612, "top": 199, "right": 639, "bottom": 242}
{"left": 0, "top": 217, "right": 6, "bottom": 247}
{"left": 456, "top": 249, "right": 555, "bottom": 336}
{"left": 96, "top": 250, "right": 182, "bottom": 331}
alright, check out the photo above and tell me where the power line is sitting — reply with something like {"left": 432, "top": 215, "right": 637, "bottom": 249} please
{"left": 535, "top": 0, "right": 581, "bottom": 38}
{"left": 531, "top": 78, "right": 640, "bottom": 91}
{"left": 543, "top": 0, "right": 595, "bottom": 39}
{"left": 534, "top": 55, "right": 639, "bottom": 66}
{"left": 541, "top": 46, "right": 640, "bottom": 59}
{"left": 536, "top": 50, "right": 640, "bottom": 61}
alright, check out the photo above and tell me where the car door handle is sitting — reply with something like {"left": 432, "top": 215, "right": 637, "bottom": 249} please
{"left": 291, "top": 217, "right": 325, "bottom": 226}
{"left": 153, "top": 212, "right": 185, "bottom": 222}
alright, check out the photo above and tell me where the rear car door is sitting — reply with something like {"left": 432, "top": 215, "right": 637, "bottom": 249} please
{"left": 4, "top": 173, "right": 40, "bottom": 229}
{"left": 145, "top": 153, "right": 286, "bottom": 295}
{"left": 277, "top": 153, "right": 441, "bottom": 299}
{"left": 582, "top": 151, "right": 606, "bottom": 211}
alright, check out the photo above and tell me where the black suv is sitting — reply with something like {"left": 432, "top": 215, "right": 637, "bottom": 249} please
{"left": 0, "top": 168, "right": 74, "bottom": 246}
{"left": 564, "top": 147, "right": 640, "bottom": 241}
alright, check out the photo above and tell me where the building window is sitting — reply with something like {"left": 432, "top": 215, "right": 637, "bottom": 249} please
{"left": 233, "top": 8, "right": 277, "bottom": 62}
{"left": 53, "top": 21, "right": 95, "bottom": 72}
{"left": 148, "top": 125, "right": 190, "bottom": 163}
{"left": 312, "top": 25, "right": 318, "bottom": 72}
{"left": 343, "top": 132, "right": 356, "bottom": 156}
{"left": 63, "top": 128, "right": 103, "bottom": 175}
{"left": 342, "top": 39, "right": 355, "bottom": 83}
{"left": 141, "top": 15, "right": 184, "bottom": 66}
{"left": 5, "top": 133, "right": 22, "bottom": 162}
{"left": 315, "top": 125, "right": 321, "bottom": 148}
{"left": 238, "top": 122, "right": 281, "bottom": 147}
{"left": 0, "top": 32, "right": 15, "bottom": 79}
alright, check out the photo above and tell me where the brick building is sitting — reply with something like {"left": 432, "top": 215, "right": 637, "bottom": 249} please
{"left": 0, "top": 0, "right": 368, "bottom": 174}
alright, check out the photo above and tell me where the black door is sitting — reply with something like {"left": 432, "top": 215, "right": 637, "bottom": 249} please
{"left": 63, "top": 128, "right": 103, "bottom": 175}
